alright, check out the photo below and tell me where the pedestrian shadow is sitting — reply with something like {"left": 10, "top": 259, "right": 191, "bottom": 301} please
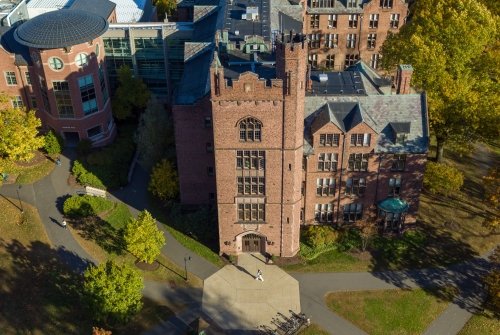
{"left": 49, "top": 216, "right": 65, "bottom": 228}
{"left": 233, "top": 264, "right": 255, "bottom": 279}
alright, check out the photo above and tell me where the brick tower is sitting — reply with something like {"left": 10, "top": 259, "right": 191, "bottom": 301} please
{"left": 211, "top": 33, "right": 308, "bottom": 257}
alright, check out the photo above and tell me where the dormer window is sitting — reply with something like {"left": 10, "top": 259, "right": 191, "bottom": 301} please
{"left": 347, "top": 0, "right": 357, "bottom": 8}
{"left": 390, "top": 122, "right": 411, "bottom": 145}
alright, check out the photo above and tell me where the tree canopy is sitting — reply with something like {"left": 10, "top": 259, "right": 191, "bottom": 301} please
{"left": 380, "top": 0, "right": 499, "bottom": 161}
{"left": 124, "top": 210, "right": 166, "bottom": 264}
{"left": 83, "top": 261, "right": 143, "bottom": 325}
{"left": 134, "top": 97, "right": 174, "bottom": 169}
{"left": 153, "top": 0, "right": 177, "bottom": 20}
{"left": 148, "top": 159, "right": 179, "bottom": 201}
{"left": 0, "top": 93, "right": 45, "bottom": 161}
{"left": 423, "top": 162, "right": 464, "bottom": 196}
{"left": 112, "top": 66, "right": 150, "bottom": 120}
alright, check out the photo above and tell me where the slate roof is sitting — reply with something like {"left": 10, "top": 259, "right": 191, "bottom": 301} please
{"left": 305, "top": 92, "right": 428, "bottom": 154}
{"left": 70, "top": 0, "right": 116, "bottom": 20}
{"left": 270, "top": 0, "right": 303, "bottom": 33}
{"left": 14, "top": 9, "right": 108, "bottom": 48}
{"left": 0, "top": 25, "right": 31, "bottom": 66}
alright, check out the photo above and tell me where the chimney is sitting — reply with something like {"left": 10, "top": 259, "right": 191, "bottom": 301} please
{"left": 396, "top": 64, "right": 413, "bottom": 94}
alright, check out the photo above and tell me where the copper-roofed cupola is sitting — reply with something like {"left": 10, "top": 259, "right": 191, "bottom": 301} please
{"left": 14, "top": 9, "right": 109, "bottom": 49}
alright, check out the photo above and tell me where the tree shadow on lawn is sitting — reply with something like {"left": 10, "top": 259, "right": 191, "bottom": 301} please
{"left": 0, "top": 238, "right": 94, "bottom": 334}
{"left": 369, "top": 224, "right": 493, "bottom": 314}
{"left": 71, "top": 215, "right": 125, "bottom": 256}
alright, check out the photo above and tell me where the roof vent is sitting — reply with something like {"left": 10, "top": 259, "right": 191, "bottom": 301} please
{"left": 318, "top": 73, "right": 328, "bottom": 83}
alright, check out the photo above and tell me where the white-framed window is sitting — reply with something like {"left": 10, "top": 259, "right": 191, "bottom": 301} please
{"left": 5, "top": 71, "right": 17, "bottom": 85}
{"left": 326, "top": 54, "right": 335, "bottom": 69}
{"left": 389, "top": 177, "right": 402, "bottom": 196}
{"left": 347, "top": 34, "right": 357, "bottom": 49}
{"left": 370, "top": 54, "right": 380, "bottom": 69}
{"left": 343, "top": 203, "right": 363, "bottom": 223}
{"left": 380, "top": 0, "right": 393, "bottom": 8}
{"left": 390, "top": 14, "right": 400, "bottom": 28}
{"left": 348, "top": 15, "right": 358, "bottom": 28}
{"left": 369, "top": 14, "right": 379, "bottom": 28}
{"left": 308, "top": 54, "right": 318, "bottom": 68}
{"left": 315, "top": 203, "right": 334, "bottom": 223}
{"left": 328, "top": 14, "right": 337, "bottom": 28}
{"left": 350, "top": 133, "right": 371, "bottom": 146}
{"left": 367, "top": 34, "right": 377, "bottom": 49}
{"left": 345, "top": 178, "right": 366, "bottom": 196}
{"left": 346, "top": 0, "right": 357, "bottom": 8}
{"left": 310, "top": 14, "right": 319, "bottom": 28}
{"left": 344, "top": 54, "right": 359, "bottom": 68}
{"left": 317, "top": 153, "right": 338, "bottom": 171}
{"left": 348, "top": 153, "right": 369, "bottom": 172}
{"left": 75, "top": 53, "right": 89, "bottom": 67}
{"left": 319, "top": 133, "right": 340, "bottom": 146}
{"left": 324, "top": 33, "right": 338, "bottom": 48}
{"left": 25, "top": 72, "right": 31, "bottom": 85}
{"left": 11, "top": 96, "right": 23, "bottom": 108}
{"left": 308, "top": 33, "right": 321, "bottom": 49}
{"left": 317, "top": 178, "right": 336, "bottom": 196}
{"left": 48, "top": 57, "right": 64, "bottom": 71}
{"left": 95, "top": 43, "right": 100, "bottom": 57}
{"left": 391, "top": 154, "right": 406, "bottom": 171}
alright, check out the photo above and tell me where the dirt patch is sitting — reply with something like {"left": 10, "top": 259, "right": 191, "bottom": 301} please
{"left": 15, "top": 151, "right": 47, "bottom": 167}
{"left": 349, "top": 250, "right": 373, "bottom": 262}
{"left": 67, "top": 174, "right": 80, "bottom": 188}
{"left": 272, "top": 255, "right": 304, "bottom": 266}
{"left": 135, "top": 260, "right": 160, "bottom": 271}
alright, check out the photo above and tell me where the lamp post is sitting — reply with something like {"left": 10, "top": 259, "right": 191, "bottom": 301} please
{"left": 184, "top": 255, "right": 191, "bottom": 281}
{"left": 16, "top": 185, "right": 24, "bottom": 214}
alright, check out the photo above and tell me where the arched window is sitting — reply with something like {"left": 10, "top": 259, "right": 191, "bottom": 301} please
{"left": 239, "top": 117, "right": 262, "bottom": 142}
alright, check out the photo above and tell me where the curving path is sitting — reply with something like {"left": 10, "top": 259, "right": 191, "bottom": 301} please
{"left": 1, "top": 151, "right": 496, "bottom": 335}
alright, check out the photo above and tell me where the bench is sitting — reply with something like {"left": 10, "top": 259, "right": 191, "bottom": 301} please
{"left": 76, "top": 186, "right": 107, "bottom": 198}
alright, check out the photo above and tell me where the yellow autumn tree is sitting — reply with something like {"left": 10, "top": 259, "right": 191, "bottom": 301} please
{"left": 380, "top": 0, "right": 499, "bottom": 161}
{"left": 0, "top": 93, "right": 45, "bottom": 161}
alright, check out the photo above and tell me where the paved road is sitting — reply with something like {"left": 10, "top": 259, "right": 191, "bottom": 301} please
{"left": 1, "top": 151, "right": 496, "bottom": 335}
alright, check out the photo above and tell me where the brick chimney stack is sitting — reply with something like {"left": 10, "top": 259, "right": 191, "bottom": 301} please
{"left": 396, "top": 64, "right": 413, "bottom": 94}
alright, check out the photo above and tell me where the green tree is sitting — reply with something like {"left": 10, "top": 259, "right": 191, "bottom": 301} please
{"left": 380, "top": 0, "right": 499, "bottom": 161}
{"left": 423, "top": 162, "right": 464, "bottom": 196}
{"left": 0, "top": 94, "right": 45, "bottom": 161}
{"left": 124, "top": 210, "right": 165, "bottom": 264}
{"left": 148, "top": 159, "right": 179, "bottom": 201}
{"left": 154, "top": 0, "right": 177, "bottom": 20}
{"left": 43, "top": 130, "right": 63, "bottom": 155}
{"left": 302, "top": 225, "right": 339, "bottom": 249}
{"left": 134, "top": 97, "right": 174, "bottom": 169}
{"left": 83, "top": 261, "right": 143, "bottom": 325}
{"left": 112, "top": 66, "right": 150, "bottom": 120}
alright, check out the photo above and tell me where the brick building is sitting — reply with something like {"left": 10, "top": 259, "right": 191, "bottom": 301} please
{"left": 0, "top": 5, "right": 117, "bottom": 146}
{"left": 303, "top": 0, "right": 409, "bottom": 70}
{"left": 173, "top": 1, "right": 428, "bottom": 257}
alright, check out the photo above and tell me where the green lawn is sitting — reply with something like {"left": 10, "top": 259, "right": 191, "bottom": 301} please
{"left": 283, "top": 247, "right": 370, "bottom": 273}
{"left": 326, "top": 289, "right": 450, "bottom": 335}
{"left": 458, "top": 314, "right": 500, "bottom": 335}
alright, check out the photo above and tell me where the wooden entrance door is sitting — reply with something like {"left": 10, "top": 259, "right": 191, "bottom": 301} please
{"left": 242, "top": 234, "right": 262, "bottom": 253}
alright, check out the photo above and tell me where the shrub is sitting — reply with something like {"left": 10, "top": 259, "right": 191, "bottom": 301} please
{"left": 43, "top": 130, "right": 63, "bottom": 155}
{"left": 302, "top": 225, "right": 339, "bottom": 248}
{"left": 63, "top": 195, "right": 114, "bottom": 218}
{"left": 72, "top": 160, "right": 106, "bottom": 189}
{"left": 337, "top": 228, "right": 362, "bottom": 252}
{"left": 77, "top": 139, "right": 93, "bottom": 155}
{"left": 148, "top": 159, "right": 178, "bottom": 201}
{"left": 423, "top": 162, "right": 464, "bottom": 196}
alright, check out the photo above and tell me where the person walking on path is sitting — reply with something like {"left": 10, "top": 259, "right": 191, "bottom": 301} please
{"left": 255, "top": 269, "right": 264, "bottom": 282}
{"left": 62, "top": 219, "right": 67, "bottom": 229}
{"left": 55, "top": 157, "right": 61, "bottom": 166}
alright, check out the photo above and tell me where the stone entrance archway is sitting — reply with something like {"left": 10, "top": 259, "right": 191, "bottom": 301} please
{"left": 242, "top": 233, "right": 263, "bottom": 253}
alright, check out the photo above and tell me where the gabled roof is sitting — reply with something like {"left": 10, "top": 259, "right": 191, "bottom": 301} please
{"left": 312, "top": 101, "right": 378, "bottom": 133}
{"left": 390, "top": 122, "right": 411, "bottom": 134}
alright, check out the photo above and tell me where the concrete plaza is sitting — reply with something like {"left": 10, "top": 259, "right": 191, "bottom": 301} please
{"left": 202, "top": 253, "right": 301, "bottom": 331}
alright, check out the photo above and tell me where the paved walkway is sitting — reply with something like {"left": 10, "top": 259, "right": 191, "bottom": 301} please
{"left": 1, "top": 151, "right": 496, "bottom": 335}
{"left": 203, "top": 253, "right": 300, "bottom": 331}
